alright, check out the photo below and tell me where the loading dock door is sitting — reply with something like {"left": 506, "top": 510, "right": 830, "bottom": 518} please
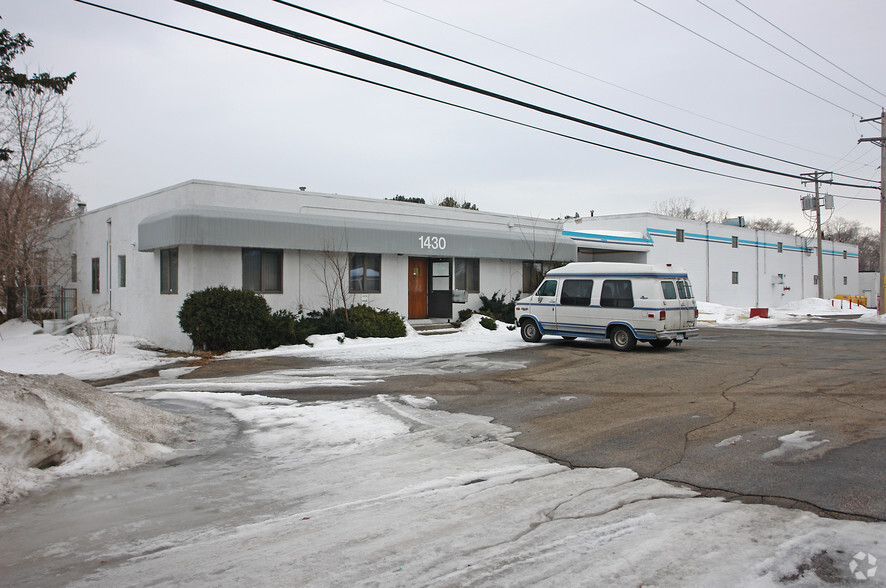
{"left": 428, "top": 258, "right": 452, "bottom": 318}
{"left": 408, "top": 257, "right": 428, "bottom": 319}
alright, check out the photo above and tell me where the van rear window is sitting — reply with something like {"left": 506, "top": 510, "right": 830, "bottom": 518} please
{"left": 560, "top": 279, "right": 593, "bottom": 306}
{"left": 676, "top": 280, "right": 693, "bottom": 299}
{"left": 661, "top": 281, "right": 677, "bottom": 300}
{"left": 600, "top": 279, "right": 634, "bottom": 308}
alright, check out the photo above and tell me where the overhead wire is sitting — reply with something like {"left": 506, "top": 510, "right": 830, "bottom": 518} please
{"left": 74, "top": 0, "right": 880, "bottom": 201}
{"left": 379, "top": 0, "right": 857, "bottom": 168}
{"left": 733, "top": 0, "right": 886, "bottom": 103}
{"left": 272, "top": 0, "right": 825, "bottom": 174}
{"left": 170, "top": 0, "right": 879, "bottom": 191}
{"left": 70, "top": 0, "right": 817, "bottom": 195}
{"left": 695, "top": 0, "right": 881, "bottom": 109}
{"left": 632, "top": 0, "right": 863, "bottom": 118}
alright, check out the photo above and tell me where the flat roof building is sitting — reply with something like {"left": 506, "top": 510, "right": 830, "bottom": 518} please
{"left": 59, "top": 181, "right": 859, "bottom": 350}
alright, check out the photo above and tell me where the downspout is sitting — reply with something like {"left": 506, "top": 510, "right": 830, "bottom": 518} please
{"left": 755, "top": 229, "right": 760, "bottom": 307}
{"left": 705, "top": 222, "right": 710, "bottom": 302}
{"left": 106, "top": 218, "right": 112, "bottom": 310}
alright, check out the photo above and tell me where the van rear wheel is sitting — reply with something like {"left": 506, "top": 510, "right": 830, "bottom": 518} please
{"left": 609, "top": 326, "right": 636, "bottom": 351}
{"left": 520, "top": 320, "right": 543, "bottom": 343}
{"left": 650, "top": 339, "right": 671, "bottom": 349}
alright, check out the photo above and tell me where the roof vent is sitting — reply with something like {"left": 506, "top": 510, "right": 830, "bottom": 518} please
{"left": 76, "top": 202, "right": 86, "bottom": 214}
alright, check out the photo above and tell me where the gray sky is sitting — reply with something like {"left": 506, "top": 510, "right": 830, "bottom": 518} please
{"left": 4, "top": 0, "right": 885, "bottom": 232}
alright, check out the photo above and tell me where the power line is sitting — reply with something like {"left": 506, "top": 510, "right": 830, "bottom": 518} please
{"left": 695, "top": 0, "right": 881, "bottom": 109}
{"left": 272, "top": 0, "right": 822, "bottom": 173}
{"left": 75, "top": 1, "right": 878, "bottom": 199}
{"left": 379, "top": 0, "right": 857, "bottom": 170}
{"left": 733, "top": 0, "right": 886, "bottom": 103}
{"left": 71, "top": 0, "right": 813, "bottom": 195}
{"left": 171, "top": 0, "right": 840, "bottom": 184}
{"left": 633, "top": 0, "right": 862, "bottom": 117}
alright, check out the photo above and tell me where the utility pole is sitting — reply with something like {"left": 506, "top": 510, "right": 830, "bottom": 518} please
{"left": 859, "top": 109, "right": 886, "bottom": 315}
{"left": 801, "top": 171, "right": 831, "bottom": 299}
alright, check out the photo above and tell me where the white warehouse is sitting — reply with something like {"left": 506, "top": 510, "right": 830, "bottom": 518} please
{"left": 58, "top": 180, "right": 859, "bottom": 350}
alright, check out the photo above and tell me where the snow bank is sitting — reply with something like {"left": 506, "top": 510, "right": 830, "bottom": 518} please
{"left": 0, "top": 371, "right": 186, "bottom": 504}
{"left": 699, "top": 297, "right": 885, "bottom": 327}
{"left": 0, "top": 319, "right": 184, "bottom": 379}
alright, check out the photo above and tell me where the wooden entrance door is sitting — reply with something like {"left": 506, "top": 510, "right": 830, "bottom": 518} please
{"left": 408, "top": 257, "right": 428, "bottom": 319}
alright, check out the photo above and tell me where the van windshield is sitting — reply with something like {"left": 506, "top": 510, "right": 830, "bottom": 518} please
{"left": 536, "top": 280, "right": 558, "bottom": 297}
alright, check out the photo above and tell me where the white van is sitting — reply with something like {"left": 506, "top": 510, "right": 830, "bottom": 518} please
{"left": 514, "top": 262, "right": 699, "bottom": 351}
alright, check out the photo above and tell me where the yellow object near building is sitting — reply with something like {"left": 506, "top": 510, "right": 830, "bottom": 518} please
{"left": 835, "top": 294, "right": 867, "bottom": 307}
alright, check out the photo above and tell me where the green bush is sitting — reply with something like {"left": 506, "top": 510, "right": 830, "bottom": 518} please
{"left": 179, "top": 289, "right": 406, "bottom": 352}
{"left": 178, "top": 286, "right": 274, "bottom": 351}
{"left": 479, "top": 291, "right": 516, "bottom": 324}
{"left": 479, "top": 316, "right": 498, "bottom": 331}
{"left": 458, "top": 309, "right": 473, "bottom": 322}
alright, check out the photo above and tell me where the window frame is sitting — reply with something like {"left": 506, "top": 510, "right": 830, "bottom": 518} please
{"left": 71, "top": 254, "right": 78, "bottom": 283}
{"left": 160, "top": 247, "right": 178, "bottom": 295}
{"left": 91, "top": 257, "right": 100, "bottom": 294}
{"left": 560, "top": 279, "right": 594, "bottom": 306}
{"left": 242, "top": 248, "right": 283, "bottom": 293}
{"left": 675, "top": 228, "right": 685, "bottom": 243}
{"left": 777, "top": 242, "right": 783, "bottom": 253}
{"left": 661, "top": 281, "right": 678, "bottom": 300}
{"left": 600, "top": 279, "right": 634, "bottom": 308}
{"left": 454, "top": 258, "right": 480, "bottom": 293}
{"left": 731, "top": 236, "right": 739, "bottom": 248}
{"left": 349, "top": 253, "right": 382, "bottom": 293}
{"left": 118, "top": 255, "right": 126, "bottom": 288}
{"left": 731, "top": 271, "right": 739, "bottom": 285}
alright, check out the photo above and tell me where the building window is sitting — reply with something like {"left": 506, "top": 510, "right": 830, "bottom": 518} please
{"left": 522, "top": 260, "right": 560, "bottom": 294}
{"left": 349, "top": 253, "right": 381, "bottom": 293}
{"left": 160, "top": 248, "right": 178, "bottom": 294}
{"left": 560, "top": 279, "right": 593, "bottom": 306}
{"left": 600, "top": 279, "right": 634, "bottom": 308}
{"left": 118, "top": 255, "right": 126, "bottom": 288}
{"left": 454, "top": 258, "right": 479, "bottom": 293}
{"left": 71, "top": 254, "right": 77, "bottom": 283}
{"left": 843, "top": 250, "right": 847, "bottom": 259}
{"left": 732, "top": 236, "right": 739, "bottom": 248}
{"left": 813, "top": 275, "right": 819, "bottom": 285}
{"left": 91, "top": 257, "right": 100, "bottom": 293}
{"left": 731, "top": 271, "right": 739, "bottom": 285}
{"left": 242, "top": 248, "right": 283, "bottom": 293}
{"left": 676, "top": 228, "right": 685, "bottom": 243}
{"left": 843, "top": 276, "right": 848, "bottom": 286}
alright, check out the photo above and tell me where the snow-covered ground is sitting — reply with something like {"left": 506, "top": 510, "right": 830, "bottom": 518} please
{"left": 0, "top": 304, "right": 884, "bottom": 585}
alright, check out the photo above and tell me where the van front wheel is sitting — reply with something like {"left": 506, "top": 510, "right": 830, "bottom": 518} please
{"left": 609, "top": 326, "right": 636, "bottom": 351}
{"left": 521, "top": 320, "right": 543, "bottom": 343}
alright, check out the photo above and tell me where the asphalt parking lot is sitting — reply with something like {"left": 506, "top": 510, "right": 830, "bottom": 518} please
{"left": 176, "top": 321, "right": 886, "bottom": 521}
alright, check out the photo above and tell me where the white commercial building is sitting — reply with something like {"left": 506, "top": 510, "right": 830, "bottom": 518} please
{"left": 59, "top": 181, "right": 859, "bottom": 350}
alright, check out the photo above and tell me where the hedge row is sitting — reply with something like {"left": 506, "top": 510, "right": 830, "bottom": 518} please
{"left": 178, "top": 286, "right": 405, "bottom": 352}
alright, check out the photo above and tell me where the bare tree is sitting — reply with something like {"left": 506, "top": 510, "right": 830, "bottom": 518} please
{"left": 650, "top": 197, "right": 728, "bottom": 223}
{"left": 0, "top": 85, "right": 98, "bottom": 318}
{"left": 310, "top": 230, "right": 352, "bottom": 321}
{"left": 747, "top": 217, "right": 797, "bottom": 235}
{"left": 822, "top": 217, "right": 879, "bottom": 272}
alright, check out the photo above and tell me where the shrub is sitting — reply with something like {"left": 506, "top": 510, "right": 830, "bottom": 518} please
{"left": 479, "top": 291, "right": 516, "bottom": 324}
{"left": 458, "top": 309, "right": 473, "bottom": 322}
{"left": 178, "top": 286, "right": 273, "bottom": 351}
{"left": 343, "top": 305, "right": 406, "bottom": 339}
{"left": 479, "top": 316, "right": 498, "bottom": 331}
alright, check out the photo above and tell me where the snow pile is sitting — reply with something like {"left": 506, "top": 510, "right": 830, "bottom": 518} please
{"left": 0, "top": 319, "right": 184, "bottom": 379}
{"left": 0, "top": 371, "right": 186, "bottom": 504}
{"left": 26, "top": 391, "right": 882, "bottom": 587}
{"left": 699, "top": 297, "right": 885, "bottom": 327}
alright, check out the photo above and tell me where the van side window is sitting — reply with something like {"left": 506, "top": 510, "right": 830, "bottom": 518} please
{"left": 560, "top": 279, "right": 593, "bottom": 306}
{"left": 661, "top": 281, "right": 678, "bottom": 300}
{"left": 600, "top": 279, "right": 633, "bottom": 308}
{"left": 536, "top": 279, "right": 558, "bottom": 297}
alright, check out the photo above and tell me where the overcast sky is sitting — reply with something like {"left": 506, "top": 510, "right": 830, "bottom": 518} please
{"left": 5, "top": 0, "right": 885, "bottom": 232}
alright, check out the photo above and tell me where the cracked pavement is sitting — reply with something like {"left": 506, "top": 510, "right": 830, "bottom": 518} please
{"left": 266, "top": 322, "right": 886, "bottom": 520}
